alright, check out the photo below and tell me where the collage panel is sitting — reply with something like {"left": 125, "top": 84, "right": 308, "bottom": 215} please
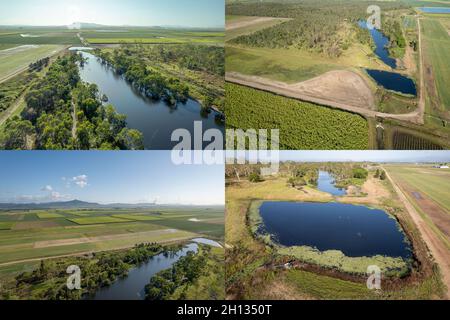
{"left": 0, "top": 0, "right": 225, "bottom": 151}
{"left": 0, "top": 151, "right": 225, "bottom": 300}
{"left": 225, "top": 0, "right": 450, "bottom": 150}
{"left": 225, "top": 151, "right": 450, "bottom": 300}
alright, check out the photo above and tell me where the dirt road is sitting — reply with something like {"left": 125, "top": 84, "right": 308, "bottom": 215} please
{"left": 226, "top": 17, "right": 289, "bottom": 31}
{"left": 384, "top": 169, "right": 450, "bottom": 298}
{"left": 0, "top": 92, "right": 25, "bottom": 127}
{"left": 226, "top": 72, "right": 424, "bottom": 124}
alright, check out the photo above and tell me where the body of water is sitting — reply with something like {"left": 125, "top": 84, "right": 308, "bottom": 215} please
{"left": 90, "top": 243, "right": 198, "bottom": 300}
{"left": 259, "top": 201, "right": 411, "bottom": 258}
{"left": 366, "top": 69, "right": 417, "bottom": 96}
{"left": 76, "top": 51, "right": 224, "bottom": 150}
{"left": 317, "top": 171, "right": 346, "bottom": 196}
{"left": 358, "top": 20, "right": 397, "bottom": 69}
{"left": 418, "top": 7, "right": 450, "bottom": 14}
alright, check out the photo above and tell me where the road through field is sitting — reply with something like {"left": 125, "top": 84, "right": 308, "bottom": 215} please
{"left": 417, "top": 17, "right": 426, "bottom": 124}
{"left": 384, "top": 169, "right": 450, "bottom": 298}
{"left": 226, "top": 72, "right": 424, "bottom": 124}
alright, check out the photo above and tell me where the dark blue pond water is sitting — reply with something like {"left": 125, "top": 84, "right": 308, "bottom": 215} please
{"left": 259, "top": 201, "right": 411, "bottom": 258}
{"left": 418, "top": 7, "right": 450, "bottom": 14}
{"left": 77, "top": 51, "right": 224, "bottom": 150}
{"left": 90, "top": 243, "right": 198, "bottom": 300}
{"left": 358, "top": 20, "right": 397, "bottom": 69}
{"left": 366, "top": 69, "right": 417, "bottom": 96}
{"left": 317, "top": 171, "right": 346, "bottom": 196}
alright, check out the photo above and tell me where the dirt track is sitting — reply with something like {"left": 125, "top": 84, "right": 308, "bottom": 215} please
{"left": 384, "top": 169, "right": 450, "bottom": 298}
{"left": 226, "top": 72, "right": 424, "bottom": 124}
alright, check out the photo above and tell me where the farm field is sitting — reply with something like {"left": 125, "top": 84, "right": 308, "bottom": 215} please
{"left": 0, "top": 30, "right": 82, "bottom": 45}
{"left": 225, "top": 83, "right": 369, "bottom": 150}
{"left": 81, "top": 29, "right": 224, "bottom": 45}
{"left": 0, "top": 44, "right": 64, "bottom": 81}
{"left": 0, "top": 206, "right": 224, "bottom": 265}
{"left": 421, "top": 17, "right": 450, "bottom": 117}
{"left": 385, "top": 165, "right": 450, "bottom": 248}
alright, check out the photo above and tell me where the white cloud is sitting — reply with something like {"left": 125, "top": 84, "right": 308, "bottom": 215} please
{"left": 41, "top": 185, "right": 53, "bottom": 192}
{"left": 72, "top": 175, "right": 88, "bottom": 188}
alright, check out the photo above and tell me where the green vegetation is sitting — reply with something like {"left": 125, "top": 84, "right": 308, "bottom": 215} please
{"left": 37, "top": 212, "right": 64, "bottom": 219}
{"left": 145, "top": 245, "right": 224, "bottom": 300}
{"left": 0, "top": 54, "right": 144, "bottom": 150}
{"left": 69, "top": 216, "right": 129, "bottom": 225}
{"left": 0, "top": 31, "right": 81, "bottom": 45}
{"left": 0, "top": 243, "right": 176, "bottom": 300}
{"left": 0, "top": 207, "right": 224, "bottom": 265}
{"left": 81, "top": 29, "right": 223, "bottom": 45}
{"left": 0, "top": 45, "right": 63, "bottom": 80}
{"left": 279, "top": 245, "right": 409, "bottom": 277}
{"left": 226, "top": 83, "right": 369, "bottom": 150}
{"left": 95, "top": 43, "right": 224, "bottom": 111}
{"left": 0, "top": 72, "right": 37, "bottom": 114}
{"left": 422, "top": 18, "right": 450, "bottom": 116}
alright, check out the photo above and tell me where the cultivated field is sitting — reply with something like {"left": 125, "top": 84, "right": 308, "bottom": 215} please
{"left": 0, "top": 45, "right": 64, "bottom": 82}
{"left": 0, "top": 206, "right": 224, "bottom": 266}
{"left": 225, "top": 82, "right": 369, "bottom": 150}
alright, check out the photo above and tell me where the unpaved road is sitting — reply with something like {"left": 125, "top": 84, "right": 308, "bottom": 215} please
{"left": 0, "top": 92, "right": 25, "bottom": 127}
{"left": 226, "top": 72, "right": 424, "bottom": 124}
{"left": 384, "top": 169, "right": 450, "bottom": 298}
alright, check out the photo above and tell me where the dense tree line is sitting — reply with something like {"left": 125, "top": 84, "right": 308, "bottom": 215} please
{"left": 95, "top": 49, "right": 189, "bottom": 106}
{"left": 29, "top": 57, "right": 50, "bottom": 72}
{"left": 0, "top": 54, "right": 144, "bottom": 150}
{"left": 145, "top": 247, "right": 209, "bottom": 300}
{"left": 0, "top": 243, "right": 174, "bottom": 300}
{"left": 227, "top": 0, "right": 408, "bottom": 58}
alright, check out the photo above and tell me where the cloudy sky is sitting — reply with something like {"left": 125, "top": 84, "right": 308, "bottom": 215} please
{"left": 0, "top": 0, "right": 224, "bottom": 28}
{"left": 0, "top": 151, "right": 224, "bottom": 205}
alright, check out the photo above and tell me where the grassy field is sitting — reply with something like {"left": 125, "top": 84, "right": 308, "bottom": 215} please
{"left": 0, "top": 45, "right": 64, "bottom": 80}
{"left": 386, "top": 165, "right": 450, "bottom": 211}
{"left": 226, "top": 45, "right": 387, "bottom": 84}
{"left": 0, "top": 30, "right": 81, "bottom": 45}
{"left": 82, "top": 29, "right": 224, "bottom": 45}
{"left": 225, "top": 83, "right": 369, "bottom": 150}
{"left": 421, "top": 17, "right": 450, "bottom": 115}
{"left": 0, "top": 207, "right": 224, "bottom": 265}
{"left": 226, "top": 15, "right": 290, "bottom": 41}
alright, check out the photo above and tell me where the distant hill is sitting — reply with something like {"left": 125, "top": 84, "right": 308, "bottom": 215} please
{"left": 0, "top": 200, "right": 223, "bottom": 210}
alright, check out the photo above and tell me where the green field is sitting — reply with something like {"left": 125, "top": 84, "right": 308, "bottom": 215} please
{"left": 386, "top": 165, "right": 450, "bottom": 212}
{"left": 0, "top": 207, "right": 224, "bottom": 265}
{"left": 69, "top": 216, "right": 132, "bottom": 225}
{"left": 36, "top": 212, "right": 65, "bottom": 219}
{"left": 0, "top": 31, "right": 81, "bottom": 45}
{"left": 0, "top": 45, "right": 63, "bottom": 79}
{"left": 82, "top": 29, "right": 223, "bottom": 45}
{"left": 422, "top": 18, "right": 450, "bottom": 112}
{"left": 226, "top": 83, "right": 369, "bottom": 149}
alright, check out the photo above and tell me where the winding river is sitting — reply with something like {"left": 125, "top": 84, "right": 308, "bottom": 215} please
{"left": 75, "top": 50, "right": 224, "bottom": 150}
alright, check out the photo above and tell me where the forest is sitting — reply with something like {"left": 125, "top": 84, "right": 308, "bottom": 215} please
{"left": 0, "top": 53, "right": 144, "bottom": 150}
{"left": 227, "top": 0, "right": 408, "bottom": 57}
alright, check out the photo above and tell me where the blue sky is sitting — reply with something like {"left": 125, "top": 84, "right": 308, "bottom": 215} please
{"left": 0, "top": 0, "right": 224, "bottom": 28}
{"left": 0, "top": 152, "right": 224, "bottom": 205}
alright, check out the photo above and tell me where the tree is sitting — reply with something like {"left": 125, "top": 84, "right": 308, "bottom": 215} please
{"left": 353, "top": 168, "right": 368, "bottom": 179}
{"left": 116, "top": 128, "right": 144, "bottom": 150}
{"left": 0, "top": 117, "right": 34, "bottom": 150}
{"left": 380, "top": 170, "right": 387, "bottom": 180}
{"left": 374, "top": 169, "right": 380, "bottom": 178}
{"left": 249, "top": 172, "right": 263, "bottom": 183}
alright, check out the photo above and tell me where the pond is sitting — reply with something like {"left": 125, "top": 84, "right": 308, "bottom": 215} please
{"left": 89, "top": 243, "right": 198, "bottom": 300}
{"left": 317, "top": 171, "right": 346, "bottom": 196}
{"left": 76, "top": 51, "right": 224, "bottom": 150}
{"left": 259, "top": 201, "right": 411, "bottom": 258}
{"left": 358, "top": 20, "right": 396, "bottom": 69}
{"left": 366, "top": 69, "right": 417, "bottom": 96}
{"left": 418, "top": 7, "right": 450, "bottom": 14}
